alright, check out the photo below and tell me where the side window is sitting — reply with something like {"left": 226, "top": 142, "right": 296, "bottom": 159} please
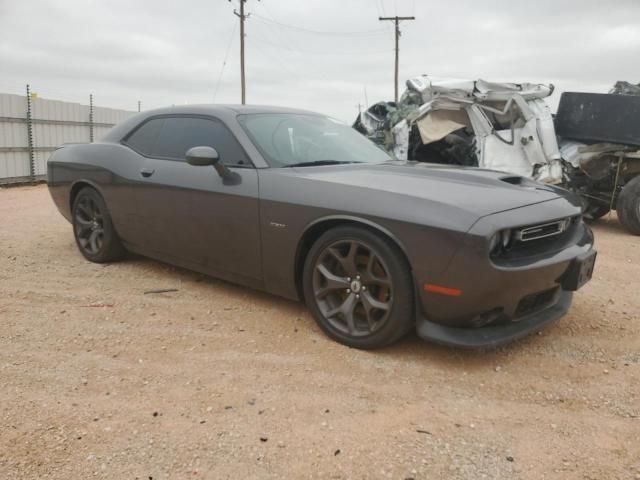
{"left": 124, "top": 118, "right": 164, "bottom": 156}
{"left": 151, "top": 117, "right": 250, "bottom": 166}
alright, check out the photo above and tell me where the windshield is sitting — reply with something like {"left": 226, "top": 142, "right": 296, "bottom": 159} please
{"left": 238, "top": 113, "right": 392, "bottom": 167}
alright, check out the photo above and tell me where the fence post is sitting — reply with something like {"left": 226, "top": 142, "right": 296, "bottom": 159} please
{"left": 89, "top": 94, "right": 94, "bottom": 143}
{"left": 137, "top": 100, "right": 141, "bottom": 112}
{"left": 25, "top": 84, "right": 35, "bottom": 179}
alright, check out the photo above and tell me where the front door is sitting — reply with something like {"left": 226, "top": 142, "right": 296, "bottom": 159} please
{"left": 123, "top": 115, "right": 262, "bottom": 283}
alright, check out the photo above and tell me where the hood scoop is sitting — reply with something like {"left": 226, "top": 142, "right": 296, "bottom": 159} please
{"left": 500, "top": 175, "right": 526, "bottom": 186}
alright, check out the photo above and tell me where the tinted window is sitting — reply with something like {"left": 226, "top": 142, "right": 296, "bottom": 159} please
{"left": 125, "top": 118, "right": 164, "bottom": 156}
{"left": 238, "top": 113, "right": 391, "bottom": 167}
{"left": 151, "top": 117, "right": 249, "bottom": 166}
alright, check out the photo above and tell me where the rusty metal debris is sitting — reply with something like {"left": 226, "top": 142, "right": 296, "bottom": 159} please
{"left": 143, "top": 288, "right": 179, "bottom": 295}
{"left": 609, "top": 81, "right": 640, "bottom": 96}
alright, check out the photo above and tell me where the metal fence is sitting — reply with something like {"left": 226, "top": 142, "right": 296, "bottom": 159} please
{"left": 0, "top": 86, "right": 136, "bottom": 184}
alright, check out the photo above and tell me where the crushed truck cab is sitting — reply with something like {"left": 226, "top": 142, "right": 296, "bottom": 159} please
{"left": 354, "top": 75, "right": 563, "bottom": 183}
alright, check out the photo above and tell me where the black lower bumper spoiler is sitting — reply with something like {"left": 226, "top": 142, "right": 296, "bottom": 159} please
{"left": 415, "top": 290, "right": 573, "bottom": 348}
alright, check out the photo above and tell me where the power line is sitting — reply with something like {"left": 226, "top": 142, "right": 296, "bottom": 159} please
{"left": 252, "top": 23, "right": 391, "bottom": 55}
{"left": 251, "top": 13, "right": 387, "bottom": 37}
{"left": 379, "top": 0, "right": 387, "bottom": 17}
{"left": 213, "top": 21, "right": 237, "bottom": 103}
{"left": 246, "top": 31, "right": 307, "bottom": 83}
{"left": 256, "top": 2, "right": 299, "bottom": 55}
{"left": 375, "top": 0, "right": 382, "bottom": 18}
{"left": 251, "top": 5, "right": 345, "bottom": 86}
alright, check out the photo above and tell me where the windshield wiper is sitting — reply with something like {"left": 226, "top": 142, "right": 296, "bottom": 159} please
{"left": 283, "top": 160, "right": 359, "bottom": 168}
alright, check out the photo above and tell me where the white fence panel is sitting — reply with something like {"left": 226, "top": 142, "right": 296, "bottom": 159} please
{"left": 0, "top": 92, "right": 136, "bottom": 182}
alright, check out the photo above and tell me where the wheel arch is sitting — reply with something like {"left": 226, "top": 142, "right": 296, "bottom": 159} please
{"left": 69, "top": 179, "right": 103, "bottom": 212}
{"left": 294, "top": 215, "right": 413, "bottom": 300}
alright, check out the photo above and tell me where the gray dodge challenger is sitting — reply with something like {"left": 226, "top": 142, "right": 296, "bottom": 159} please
{"left": 47, "top": 105, "right": 596, "bottom": 349}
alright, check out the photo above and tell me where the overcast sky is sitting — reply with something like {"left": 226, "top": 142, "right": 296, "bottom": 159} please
{"left": 1, "top": 0, "right": 639, "bottom": 121}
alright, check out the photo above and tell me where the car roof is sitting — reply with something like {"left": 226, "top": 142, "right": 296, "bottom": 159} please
{"left": 142, "top": 104, "right": 322, "bottom": 116}
{"left": 101, "top": 104, "right": 325, "bottom": 143}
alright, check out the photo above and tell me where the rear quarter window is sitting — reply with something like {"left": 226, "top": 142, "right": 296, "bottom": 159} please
{"left": 124, "top": 118, "right": 164, "bottom": 156}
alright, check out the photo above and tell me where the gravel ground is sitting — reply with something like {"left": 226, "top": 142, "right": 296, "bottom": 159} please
{"left": 1, "top": 184, "right": 639, "bottom": 480}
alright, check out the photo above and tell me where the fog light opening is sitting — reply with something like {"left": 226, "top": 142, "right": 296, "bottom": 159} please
{"left": 469, "top": 307, "right": 504, "bottom": 328}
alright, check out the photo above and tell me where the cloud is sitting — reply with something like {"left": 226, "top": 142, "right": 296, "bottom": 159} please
{"left": 1, "top": 0, "right": 639, "bottom": 121}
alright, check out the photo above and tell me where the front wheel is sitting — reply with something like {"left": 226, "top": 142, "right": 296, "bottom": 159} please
{"left": 72, "top": 187, "right": 125, "bottom": 262}
{"left": 617, "top": 176, "right": 640, "bottom": 235}
{"left": 302, "top": 226, "right": 414, "bottom": 349}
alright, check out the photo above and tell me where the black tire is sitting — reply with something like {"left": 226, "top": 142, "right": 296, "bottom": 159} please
{"left": 617, "top": 176, "right": 640, "bottom": 235}
{"left": 583, "top": 201, "right": 610, "bottom": 221}
{"left": 72, "top": 187, "right": 125, "bottom": 262}
{"left": 302, "top": 226, "right": 414, "bottom": 349}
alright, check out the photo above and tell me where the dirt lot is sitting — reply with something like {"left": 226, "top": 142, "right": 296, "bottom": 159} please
{"left": 1, "top": 184, "right": 639, "bottom": 480}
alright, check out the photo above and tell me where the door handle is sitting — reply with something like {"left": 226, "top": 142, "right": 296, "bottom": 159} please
{"left": 140, "top": 168, "right": 155, "bottom": 178}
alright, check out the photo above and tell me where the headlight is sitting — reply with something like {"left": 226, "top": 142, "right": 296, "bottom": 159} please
{"left": 501, "top": 229, "right": 512, "bottom": 248}
{"left": 489, "top": 232, "right": 501, "bottom": 254}
{"left": 489, "top": 229, "right": 512, "bottom": 255}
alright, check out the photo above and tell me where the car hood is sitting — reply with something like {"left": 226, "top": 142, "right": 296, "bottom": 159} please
{"left": 289, "top": 161, "right": 577, "bottom": 218}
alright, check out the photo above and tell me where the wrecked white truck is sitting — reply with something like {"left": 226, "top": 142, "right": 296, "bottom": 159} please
{"left": 354, "top": 76, "right": 640, "bottom": 234}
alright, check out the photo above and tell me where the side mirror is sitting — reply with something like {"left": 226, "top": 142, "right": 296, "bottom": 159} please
{"left": 186, "top": 145, "right": 241, "bottom": 186}
{"left": 186, "top": 146, "right": 219, "bottom": 166}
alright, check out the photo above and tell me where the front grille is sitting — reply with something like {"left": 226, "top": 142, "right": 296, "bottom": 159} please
{"left": 515, "top": 218, "right": 570, "bottom": 242}
{"left": 514, "top": 288, "right": 558, "bottom": 318}
{"left": 491, "top": 215, "right": 582, "bottom": 263}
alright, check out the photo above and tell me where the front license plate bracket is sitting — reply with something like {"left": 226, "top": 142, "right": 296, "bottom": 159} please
{"left": 561, "top": 250, "right": 597, "bottom": 291}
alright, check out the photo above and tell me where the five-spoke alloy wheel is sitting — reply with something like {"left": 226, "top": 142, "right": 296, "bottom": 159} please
{"left": 303, "top": 226, "right": 414, "bottom": 349}
{"left": 72, "top": 187, "right": 125, "bottom": 263}
{"left": 75, "top": 194, "right": 105, "bottom": 255}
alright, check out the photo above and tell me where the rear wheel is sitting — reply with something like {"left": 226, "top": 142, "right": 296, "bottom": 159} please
{"left": 302, "top": 226, "right": 414, "bottom": 349}
{"left": 72, "top": 187, "right": 125, "bottom": 262}
{"left": 617, "top": 176, "right": 640, "bottom": 235}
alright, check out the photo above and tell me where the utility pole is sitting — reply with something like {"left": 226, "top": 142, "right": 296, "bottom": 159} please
{"left": 232, "top": 0, "right": 259, "bottom": 104}
{"left": 379, "top": 15, "right": 415, "bottom": 103}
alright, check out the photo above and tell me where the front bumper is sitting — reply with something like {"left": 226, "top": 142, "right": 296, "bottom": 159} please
{"left": 412, "top": 200, "right": 594, "bottom": 347}
{"left": 416, "top": 290, "right": 573, "bottom": 348}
